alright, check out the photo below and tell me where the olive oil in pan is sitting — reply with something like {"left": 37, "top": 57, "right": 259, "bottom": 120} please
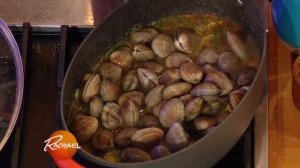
{"left": 67, "top": 13, "right": 258, "bottom": 163}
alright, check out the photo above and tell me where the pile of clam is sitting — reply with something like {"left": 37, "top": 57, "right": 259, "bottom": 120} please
{"left": 70, "top": 27, "right": 257, "bottom": 163}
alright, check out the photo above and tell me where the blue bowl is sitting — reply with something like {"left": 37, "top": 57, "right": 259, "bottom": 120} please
{"left": 272, "top": 0, "right": 300, "bottom": 48}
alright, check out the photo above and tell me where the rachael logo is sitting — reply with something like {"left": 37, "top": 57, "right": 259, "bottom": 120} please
{"left": 44, "top": 130, "right": 81, "bottom": 160}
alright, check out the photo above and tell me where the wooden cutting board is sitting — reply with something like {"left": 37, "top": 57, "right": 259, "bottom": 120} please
{"left": 268, "top": 6, "right": 300, "bottom": 168}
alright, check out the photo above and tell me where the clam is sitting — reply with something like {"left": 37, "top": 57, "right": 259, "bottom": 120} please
{"left": 122, "top": 70, "right": 139, "bottom": 92}
{"left": 191, "top": 83, "right": 220, "bottom": 96}
{"left": 201, "top": 98, "right": 228, "bottom": 115}
{"left": 150, "top": 145, "right": 171, "bottom": 159}
{"left": 109, "top": 47, "right": 133, "bottom": 68}
{"left": 100, "top": 63, "right": 122, "bottom": 85}
{"left": 137, "top": 68, "right": 159, "bottom": 90}
{"left": 179, "top": 94, "right": 193, "bottom": 104}
{"left": 218, "top": 111, "right": 231, "bottom": 123}
{"left": 165, "top": 52, "right": 193, "bottom": 68}
{"left": 185, "top": 97, "right": 204, "bottom": 121}
{"left": 115, "top": 127, "right": 138, "bottom": 147}
{"left": 205, "top": 69, "right": 233, "bottom": 95}
{"left": 131, "top": 127, "right": 164, "bottom": 149}
{"left": 152, "top": 100, "right": 167, "bottom": 117}
{"left": 132, "top": 44, "right": 155, "bottom": 61}
{"left": 137, "top": 115, "right": 161, "bottom": 129}
{"left": 227, "top": 31, "right": 247, "bottom": 60}
{"left": 71, "top": 115, "right": 98, "bottom": 143}
{"left": 100, "top": 79, "right": 121, "bottom": 102}
{"left": 237, "top": 67, "right": 257, "bottom": 86}
{"left": 121, "top": 148, "right": 151, "bottom": 162}
{"left": 194, "top": 116, "right": 218, "bottom": 131}
{"left": 174, "top": 30, "right": 195, "bottom": 54}
{"left": 83, "top": 73, "right": 92, "bottom": 82}
{"left": 136, "top": 61, "right": 164, "bottom": 74}
{"left": 101, "top": 102, "right": 123, "bottom": 130}
{"left": 160, "top": 68, "right": 181, "bottom": 85}
{"left": 166, "top": 123, "right": 189, "bottom": 152}
{"left": 162, "top": 82, "right": 192, "bottom": 100}
{"left": 131, "top": 28, "right": 159, "bottom": 44}
{"left": 121, "top": 99, "right": 140, "bottom": 127}
{"left": 202, "top": 63, "right": 217, "bottom": 74}
{"left": 118, "top": 91, "right": 145, "bottom": 107}
{"left": 92, "top": 129, "right": 114, "bottom": 151}
{"left": 104, "top": 150, "right": 121, "bottom": 163}
{"left": 229, "top": 89, "right": 246, "bottom": 110}
{"left": 159, "top": 98, "right": 185, "bottom": 127}
{"left": 145, "top": 85, "right": 165, "bottom": 110}
{"left": 152, "top": 34, "right": 176, "bottom": 58}
{"left": 82, "top": 74, "right": 100, "bottom": 103}
{"left": 196, "top": 48, "right": 219, "bottom": 65}
{"left": 218, "top": 51, "right": 243, "bottom": 79}
{"left": 179, "top": 63, "right": 203, "bottom": 84}
{"left": 89, "top": 96, "right": 103, "bottom": 117}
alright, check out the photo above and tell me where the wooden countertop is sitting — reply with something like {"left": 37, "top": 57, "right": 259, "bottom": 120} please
{"left": 268, "top": 6, "right": 300, "bottom": 168}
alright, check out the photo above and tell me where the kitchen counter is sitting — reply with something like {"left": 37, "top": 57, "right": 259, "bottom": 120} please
{"left": 268, "top": 6, "right": 300, "bottom": 168}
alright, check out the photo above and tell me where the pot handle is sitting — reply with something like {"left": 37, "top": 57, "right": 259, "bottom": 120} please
{"left": 53, "top": 158, "right": 85, "bottom": 168}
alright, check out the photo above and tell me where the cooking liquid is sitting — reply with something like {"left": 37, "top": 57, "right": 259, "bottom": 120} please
{"left": 68, "top": 13, "right": 248, "bottom": 162}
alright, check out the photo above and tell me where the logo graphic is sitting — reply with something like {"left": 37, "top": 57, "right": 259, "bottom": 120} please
{"left": 44, "top": 130, "right": 81, "bottom": 160}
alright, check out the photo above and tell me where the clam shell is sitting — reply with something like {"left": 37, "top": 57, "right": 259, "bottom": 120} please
{"left": 191, "top": 83, "right": 220, "bottom": 96}
{"left": 136, "top": 61, "right": 164, "bottom": 74}
{"left": 160, "top": 68, "right": 181, "bottom": 85}
{"left": 100, "top": 79, "right": 121, "bottom": 102}
{"left": 196, "top": 48, "right": 219, "bottom": 65}
{"left": 152, "top": 100, "right": 167, "bottom": 117}
{"left": 100, "top": 63, "right": 122, "bottom": 85}
{"left": 229, "top": 89, "right": 246, "bottom": 110}
{"left": 137, "top": 115, "right": 161, "bottom": 129}
{"left": 101, "top": 102, "right": 123, "bottom": 130}
{"left": 218, "top": 51, "right": 243, "bottom": 79}
{"left": 89, "top": 96, "right": 103, "bottom": 117}
{"left": 121, "top": 148, "right": 151, "bottom": 163}
{"left": 121, "top": 99, "right": 140, "bottom": 127}
{"left": 109, "top": 47, "right": 133, "bottom": 68}
{"left": 152, "top": 34, "right": 176, "bottom": 58}
{"left": 201, "top": 98, "right": 228, "bottom": 115}
{"left": 103, "top": 150, "right": 121, "bottom": 163}
{"left": 179, "top": 94, "right": 193, "bottom": 104}
{"left": 132, "top": 44, "right": 155, "bottom": 61}
{"left": 115, "top": 127, "right": 138, "bottom": 147}
{"left": 71, "top": 115, "right": 98, "bottom": 143}
{"left": 145, "top": 85, "right": 165, "bottom": 110}
{"left": 166, "top": 123, "right": 189, "bottom": 152}
{"left": 92, "top": 129, "right": 114, "bottom": 151}
{"left": 174, "top": 30, "right": 195, "bottom": 54}
{"left": 82, "top": 74, "right": 100, "bottom": 103}
{"left": 205, "top": 69, "right": 233, "bottom": 96}
{"left": 122, "top": 70, "right": 139, "bottom": 92}
{"left": 162, "top": 82, "right": 192, "bottom": 100}
{"left": 137, "top": 68, "right": 159, "bottom": 90}
{"left": 179, "top": 63, "right": 202, "bottom": 84}
{"left": 217, "top": 111, "right": 231, "bottom": 123}
{"left": 185, "top": 97, "right": 204, "bottom": 121}
{"left": 118, "top": 91, "right": 145, "bottom": 107}
{"left": 165, "top": 52, "right": 193, "bottom": 68}
{"left": 159, "top": 98, "right": 185, "bottom": 127}
{"left": 131, "top": 28, "right": 159, "bottom": 44}
{"left": 131, "top": 127, "right": 164, "bottom": 149}
{"left": 201, "top": 64, "right": 218, "bottom": 74}
{"left": 227, "top": 31, "right": 247, "bottom": 60}
{"left": 194, "top": 116, "right": 218, "bottom": 131}
{"left": 150, "top": 145, "right": 171, "bottom": 159}
{"left": 237, "top": 67, "right": 257, "bottom": 86}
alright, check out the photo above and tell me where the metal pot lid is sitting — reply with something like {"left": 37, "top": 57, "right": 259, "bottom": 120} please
{"left": 0, "top": 19, "right": 24, "bottom": 151}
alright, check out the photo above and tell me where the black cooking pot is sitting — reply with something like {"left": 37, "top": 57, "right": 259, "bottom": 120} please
{"left": 61, "top": 0, "right": 267, "bottom": 167}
